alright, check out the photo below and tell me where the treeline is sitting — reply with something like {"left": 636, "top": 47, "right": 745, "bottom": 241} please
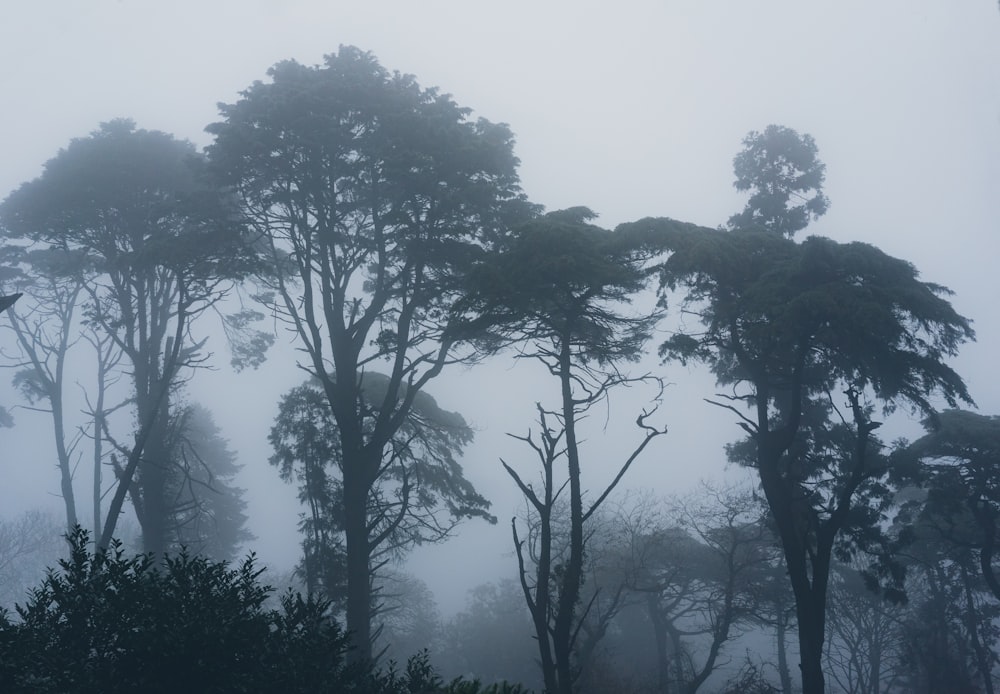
{"left": 0, "top": 46, "right": 997, "bottom": 694}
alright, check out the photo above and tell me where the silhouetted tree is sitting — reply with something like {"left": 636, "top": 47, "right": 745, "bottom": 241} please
{"left": 208, "top": 46, "right": 531, "bottom": 661}
{"left": 455, "top": 208, "right": 666, "bottom": 694}
{"left": 0, "top": 120, "right": 265, "bottom": 554}
{"left": 623, "top": 126, "right": 975, "bottom": 694}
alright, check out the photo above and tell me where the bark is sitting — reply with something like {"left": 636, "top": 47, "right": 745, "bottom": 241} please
{"left": 551, "top": 338, "right": 585, "bottom": 694}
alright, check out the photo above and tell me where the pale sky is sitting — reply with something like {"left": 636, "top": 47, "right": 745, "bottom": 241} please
{"left": 1, "top": 1, "right": 998, "bottom": 613}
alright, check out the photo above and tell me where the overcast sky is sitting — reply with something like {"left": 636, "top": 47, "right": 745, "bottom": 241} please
{"left": 1, "top": 1, "right": 998, "bottom": 613}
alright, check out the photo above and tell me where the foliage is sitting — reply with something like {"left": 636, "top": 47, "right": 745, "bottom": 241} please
{"left": 0, "top": 511, "right": 66, "bottom": 610}
{"left": 902, "top": 409, "right": 1000, "bottom": 600}
{"left": 727, "top": 124, "right": 829, "bottom": 237}
{"left": 0, "top": 119, "right": 268, "bottom": 553}
{"left": 620, "top": 125, "right": 974, "bottom": 694}
{"left": 269, "top": 377, "right": 492, "bottom": 605}
{"left": 456, "top": 209, "right": 666, "bottom": 694}
{"left": 207, "top": 45, "right": 529, "bottom": 660}
{"left": 0, "top": 528, "right": 358, "bottom": 693}
{"left": 439, "top": 579, "right": 540, "bottom": 689}
{"left": 164, "top": 403, "right": 254, "bottom": 561}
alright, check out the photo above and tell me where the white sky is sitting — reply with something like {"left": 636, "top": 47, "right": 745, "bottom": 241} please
{"left": 1, "top": 1, "right": 998, "bottom": 613}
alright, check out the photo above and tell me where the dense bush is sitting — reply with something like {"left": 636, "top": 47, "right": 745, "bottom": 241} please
{"left": 0, "top": 528, "right": 531, "bottom": 694}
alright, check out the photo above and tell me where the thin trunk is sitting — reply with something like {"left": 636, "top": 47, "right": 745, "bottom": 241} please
{"left": 777, "top": 609, "right": 793, "bottom": 694}
{"left": 552, "top": 338, "right": 584, "bottom": 694}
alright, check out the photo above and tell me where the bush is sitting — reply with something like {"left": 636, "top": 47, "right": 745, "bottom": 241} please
{"left": 0, "top": 528, "right": 535, "bottom": 693}
{"left": 0, "top": 527, "right": 357, "bottom": 693}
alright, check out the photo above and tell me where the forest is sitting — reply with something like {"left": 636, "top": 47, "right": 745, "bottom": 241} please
{"left": 0, "top": 45, "right": 997, "bottom": 694}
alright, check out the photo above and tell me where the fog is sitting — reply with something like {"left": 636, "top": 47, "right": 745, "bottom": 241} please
{"left": 0, "top": 1, "right": 998, "bottom": 689}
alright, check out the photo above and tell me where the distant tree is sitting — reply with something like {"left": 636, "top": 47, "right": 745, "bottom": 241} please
{"left": 903, "top": 409, "right": 1000, "bottom": 600}
{"left": 455, "top": 208, "right": 667, "bottom": 694}
{"left": 824, "top": 561, "right": 906, "bottom": 694}
{"left": 269, "top": 376, "right": 492, "bottom": 611}
{"left": 623, "top": 127, "right": 974, "bottom": 694}
{"left": 608, "top": 487, "right": 774, "bottom": 694}
{"left": 207, "top": 46, "right": 531, "bottom": 661}
{"left": 162, "top": 403, "right": 252, "bottom": 562}
{"left": 1, "top": 247, "right": 92, "bottom": 531}
{"left": 440, "top": 579, "right": 540, "bottom": 689}
{"left": 727, "top": 124, "right": 829, "bottom": 237}
{"left": 0, "top": 120, "right": 265, "bottom": 554}
{"left": 373, "top": 571, "right": 441, "bottom": 666}
{"left": 0, "top": 510, "right": 65, "bottom": 610}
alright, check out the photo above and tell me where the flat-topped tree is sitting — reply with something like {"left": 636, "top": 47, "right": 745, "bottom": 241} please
{"left": 621, "top": 125, "right": 974, "bottom": 694}
{"left": 206, "top": 46, "right": 533, "bottom": 662}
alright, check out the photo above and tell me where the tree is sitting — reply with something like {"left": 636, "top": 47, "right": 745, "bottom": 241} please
{"left": 206, "top": 46, "right": 531, "bottom": 661}
{"left": 1, "top": 247, "right": 92, "bottom": 531}
{"left": 0, "top": 510, "right": 65, "bottom": 610}
{"left": 824, "top": 561, "right": 906, "bottom": 694}
{"left": 268, "top": 376, "right": 492, "bottom": 610}
{"left": 439, "top": 579, "right": 540, "bottom": 689}
{"left": 621, "top": 126, "right": 975, "bottom": 694}
{"left": 162, "top": 402, "right": 253, "bottom": 562}
{"left": 727, "top": 124, "right": 829, "bottom": 238}
{"left": 605, "top": 487, "right": 774, "bottom": 694}
{"left": 903, "top": 409, "right": 1000, "bottom": 600}
{"left": 455, "top": 208, "right": 666, "bottom": 694}
{"left": 0, "top": 120, "right": 264, "bottom": 554}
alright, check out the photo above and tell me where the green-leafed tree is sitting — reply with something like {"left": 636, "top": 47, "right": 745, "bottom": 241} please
{"left": 207, "top": 46, "right": 531, "bottom": 661}
{"left": 269, "top": 375, "right": 492, "bottom": 612}
{"left": 454, "top": 208, "right": 666, "bottom": 694}
{"left": 0, "top": 120, "right": 266, "bottom": 554}
{"left": 620, "top": 126, "right": 974, "bottom": 694}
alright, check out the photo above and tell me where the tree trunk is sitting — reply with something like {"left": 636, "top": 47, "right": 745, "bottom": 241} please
{"left": 343, "top": 464, "right": 373, "bottom": 664}
{"left": 776, "top": 609, "right": 793, "bottom": 694}
{"left": 648, "top": 596, "right": 672, "bottom": 694}
{"left": 551, "top": 339, "right": 584, "bottom": 694}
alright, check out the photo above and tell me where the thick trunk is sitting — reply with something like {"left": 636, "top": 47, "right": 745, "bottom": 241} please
{"left": 758, "top": 448, "right": 828, "bottom": 694}
{"left": 343, "top": 466, "right": 373, "bottom": 664}
{"left": 139, "top": 378, "right": 170, "bottom": 557}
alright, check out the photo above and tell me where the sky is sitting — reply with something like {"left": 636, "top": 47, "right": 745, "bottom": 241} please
{"left": 1, "top": 1, "right": 998, "bottom": 614}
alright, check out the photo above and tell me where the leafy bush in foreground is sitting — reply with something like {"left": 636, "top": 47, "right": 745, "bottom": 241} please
{"left": 0, "top": 528, "right": 531, "bottom": 694}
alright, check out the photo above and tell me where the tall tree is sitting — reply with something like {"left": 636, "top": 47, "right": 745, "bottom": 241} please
{"left": 621, "top": 126, "right": 975, "bottom": 694}
{"left": 0, "top": 120, "right": 262, "bottom": 553}
{"left": 455, "top": 208, "right": 666, "bottom": 694}
{"left": 1, "top": 247, "right": 90, "bottom": 531}
{"left": 206, "top": 46, "right": 531, "bottom": 661}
